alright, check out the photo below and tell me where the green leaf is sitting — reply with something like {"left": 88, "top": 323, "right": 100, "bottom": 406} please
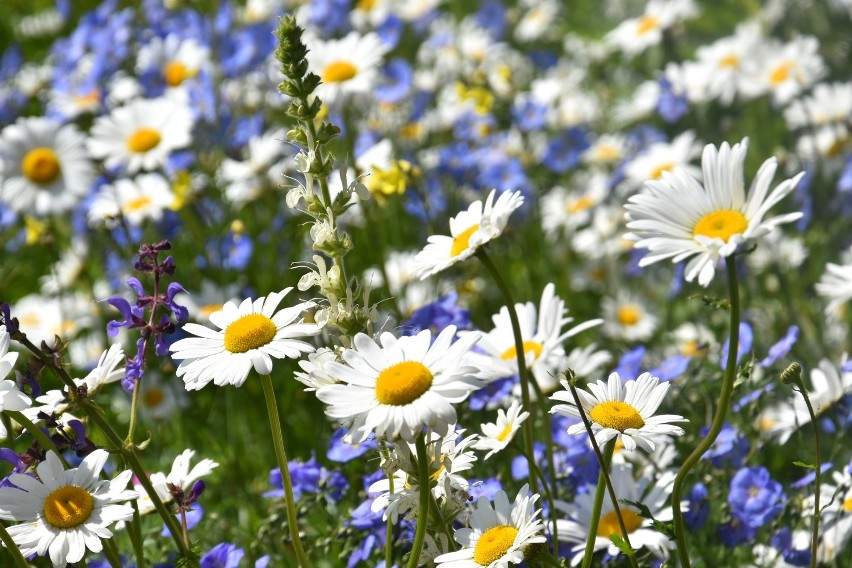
{"left": 793, "top": 461, "right": 815, "bottom": 469}
{"left": 609, "top": 533, "right": 635, "bottom": 556}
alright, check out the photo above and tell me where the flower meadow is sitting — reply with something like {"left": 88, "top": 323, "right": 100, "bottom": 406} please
{"left": 2, "top": 0, "right": 852, "bottom": 566}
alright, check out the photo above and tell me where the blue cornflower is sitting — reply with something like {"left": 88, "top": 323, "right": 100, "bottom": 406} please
{"left": 467, "top": 477, "right": 503, "bottom": 501}
{"left": 475, "top": 154, "right": 531, "bottom": 196}
{"left": 326, "top": 428, "right": 376, "bottom": 463}
{"left": 454, "top": 111, "right": 497, "bottom": 141}
{"left": 475, "top": 0, "right": 507, "bottom": 39}
{"left": 541, "top": 127, "right": 590, "bottom": 173}
{"left": 728, "top": 466, "right": 785, "bottom": 528}
{"left": 684, "top": 482, "right": 709, "bottom": 530}
{"left": 401, "top": 291, "right": 471, "bottom": 336}
{"left": 512, "top": 98, "right": 548, "bottom": 132}
{"left": 512, "top": 441, "right": 546, "bottom": 480}
{"left": 613, "top": 346, "right": 646, "bottom": 381}
{"left": 265, "top": 456, "right": 322, "bottom": 501}
{"left": 839, "top": 155, "right": 852, "bottom": 192}
{"left": 376, "top": 15, "right": 404, "bottom": 49}
{"left": 718, "top": 517, "right": 756, "bottom": 547}
{"left": 375, "top": 59, "right": 412, "bottom": 104}
{"left": 307, "top": 0, "right": 351, "bottom": 36}
{"left": 468, "top": 375, "right": 516, "bottom": 411}
{"left": 771, "top": 528, "right": 811, "bottom": 566}
{"left": 649, "top": 354, "right": 690, "bottom": 382}
{"left": 760, "top": 325, "right": 799, "bottom": 367}
{"left": 656, "top": 76, "right": 689, "bottom": 123}
{"left": 201, "top": 542, "right": 244, "bottom": 568}
{"left": 719, "top": 321, "right": 753, "bottom": 367}
{"left": 702, "top": 422, "right": 749, "bottom": 468}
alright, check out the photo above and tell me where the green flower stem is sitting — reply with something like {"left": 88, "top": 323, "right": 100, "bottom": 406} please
{"left": 126, "top": 376, "right": 142, "bottom": 445}
{"left": 6, "top": 411, "right": 70, "bottom": 468}
{"left": 0, "top": 522, "right": 28, "bottom": 568}
{"left": 381, "top": 441, "right": 395, "bottom": 568}
{"left": 408, "top": 434, "right": 431, "bottom": 568}
{"left": 475, "top": 248, "right": 539, "bottom": 495}
{"left": 259, "top": 373, "right": 312, "bottom": 568}
{"left": 129, "top": 499, "right": 148, "bottom": 568}
{"left": 565, "top": 382, "right": 639, "bottom": 568}
{"left": 582, "top": 440, "right": 616, "bottom": 568}
{"left": 671, "top": 255, "right": 741, "bottom": 568}
{"left": 529, "top": 377, "right": 560, "bottom": 554}
{"left": 102, "top": 538, "right": 123, "bottom": 568}
{"left": 82, "top": 400, "right": 196, "bottom": 566}
{"left": 790, "top": 368, "right": 822, "bottom": 568}
{"left": 427, "top": 488, "right": 457, "bottom": 552}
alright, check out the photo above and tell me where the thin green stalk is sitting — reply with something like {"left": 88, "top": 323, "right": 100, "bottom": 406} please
{"left": 102, "top": 538, "right": 123, "bottom": 568}
{"left": 82, "top": 401, "right": 195, "bottom": 566}
{"left": 582, "top": 441, "right": 615, "bottom": 568}
{"left": 407, "top": 434, "right": 431, "bottom": 568}
{"left": 126, "top": 377, "right": 142, "bottom": 445}
{"left": 529, "top": 377, "right": 560, "bottom": 554}
{"left": 381, "top": 442, "right": 395, "bottom": 568}
{"left": 565, "top": 381, "right": 639, "bottom": 568}
{"left": 0, "top": 521, "right": 30, "bottom": 568}
{"left": 427, "top": 486, "right": 457, "bottom": 552}
{"left": 259, "top": 373, "right": 311, "bottom": 567}
{"left": 129, "top": 500, "right": 148, "bottom": 568}
{"left": 786, "top": 364, "right": 822, "bottom": 568}
{"left": 671, "top": 256, "right": 741, "bottom": 568}
{"left": 475, "top": 248, "right": 539, "bottom": 495}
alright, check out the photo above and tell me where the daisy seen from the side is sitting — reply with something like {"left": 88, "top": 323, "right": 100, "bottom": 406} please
{"left": 169, "top": 288, "right": 320, "bottom": 390}
{"left": 473, "top": 400, "right": 529, "bottom": 460}
{"left": 316, "top": 325, "right": 483, "bottom": 443}
{"left": 87, "top": 96, "right": 193, "bottom": 173}
{"left": 0, "top": 325, "right": 31, "bottom": 438}
{"left": 816, "top": 260, "right": 852, "bottom": 316}
{"left": 87, "top": 173, "right": 176, "bottom": 227}
{"left": 0, "top": 116, "right": 94, "bottom": 216}
{"left": 625, "top": 138, "right": 804, "bottom": 287}
{"left": 412, "top": 189, "right": 525, "bottom": 280}
{"left": 550, "top": 371, "right": 687, "bottom": 452}
{"left": 434, "top": 483, "right": 546, "bottom": 568}
{"left": 0, "top": 449, "right": 138, "bottom": 568}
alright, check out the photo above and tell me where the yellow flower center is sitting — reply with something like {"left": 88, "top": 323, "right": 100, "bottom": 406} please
{"left": 596, "top": 509, "right": 643, "bottom": 539}
{"left": 322, "top": 61, "right": 358, "bottom": 83}
{"left": 356, "top": 0, "right": 377, "bottom": 10}
{"left": 22, "top": 147, "right": 61, "bottom": 185}
{"left": 451, "top": 224, "right": 480, "bottom": 257}
{"left": 43, "top": 485, "right": 95, "bottom": 529}
{"left": 223, "top": 313, "right": 277, "bottom": 353}
{"left": 164, "top": 61, "right": 193, "bottom": 87}
{"left": 567, "top": 195, "right": 595, "bottom": 214}
{"left": 719, "top": 54, "right": 740, "bottom": 69}
{"left": 649, "top": 162, "right": 674, "bottom": 180}
{"left": 589, "top": 401, "right": 645, "bottom": 431}
{"left": 769, "top": 62, "right": 791, "bottom": 86}
{"left": 758, "top": 416, "right": 777, "bottom": 432}
{"left": 144, "top": 388, "right": 165, "bottom": 408}
{"left": 474, "top": 525, "right": 519, "bottom": 565}
{"left": 124, "top": 196, "right": 152, "bottom": 213}
{"left": 501, "top": 340, "right": 544, "bottom": 362}
{"left": 375, "top": 361, "right": 434, "bottom": 405}
{"left": 126, "top": 128, "right": 162, "bottom": 153}
{"left": 617, "top": 305, "right": 641, "bottom": 326}
{"left": 842, "top": 498, "right": 852, "bottom": 512}
{"left": 496, "top": 424, "right": 513, "bottom": 442}
{"left": 636, "top": 15, "right": 660, "bottom": 36}
{"left": 693, "top": 210, "right": 748, "bottom": 242}
{"left": 200, "top": 304, "right": 224, "bottom": 318}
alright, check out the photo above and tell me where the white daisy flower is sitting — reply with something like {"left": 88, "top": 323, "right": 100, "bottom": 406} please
{"left": 556, "top": 463, "right": 677, "bottom": 565}
{"left": 129, "top": 449, "right": 218, "bottom": 519}
{"left": 169, "top": 288, "right": 320, "bottom": 390}
{"left": 87, "top": 97, "right": 193, "bottom": 173}
{"left": 88, "top": 173, "right": 176, "bottom": 227}
{"left": 0, "top": 450, "right": 138, "bottom": 568}
{"left": 136, "top": 34, "right": 209, "bottom": 91}
{"left": 740, "top": 35, "right": 826, "bottom": 106}
{"left": 305, "top": 31, "right": 390, "bottom": 105}
{"left": 550, "top": 371, "right": 687, "bottom": 452}
{"left": 0, "top": 326, "right": 31, "bottom": 438}
{"left": 816, "top": 261, "right": 852, "bottom": 316}
{"left": 540, "top": 174, "right": 608, "bottom": 240}
{"left": 316, "top": 326, "right": 483, "bottom": 443}
{"left": 434, "top": 483, "right": 546, "bottom": 568}
{"left": 467, "top": 283, "right": 602, "bottom": 391}
{"left": 0, "top": 117, "right": 94, "bottom": 216}
{"left": 473, "top": 400, "right": 530, "bottom": 460}
{"left": 219, "top": 128, "right": 289, "bottom": 205}
{"left": 412, "top": 189, "right": 525, "bottom": 280}
{"left": 604, "top": 0, "right": 697, "bottom": 58}
{"left": 622, "top": 130, "right": 702, "bottom": 193}
{"left": 625, "top": 138, "right": 804, "bottom": 287}
{"left": 293, "top": 347, "right": 340, "bottom": 391}
{"left": 601, "top": 293, "right": 658, "bottom": 342}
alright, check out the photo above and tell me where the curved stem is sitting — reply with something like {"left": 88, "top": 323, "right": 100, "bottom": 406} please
{"left": 407, "top": 434, "right": 431, "bottom": 568}
{"left": 476, "top": 248, "right": 539, "bottom": 495}
{"left": 0, "top": 521, "right": 30, "bottom": 568}
{"left": 529, "top": 378, "right": 560, "bottom": 554}
{"left": 260, "top": 373, "right": 312, "bottom": 567}
{"left": 102, "top": 538, "right": 123, "bottom": 568}
{"left": 6, "top": 411, "right": 70, "bottom": 468}
{"left": 795, "top": 380, "right": 822, "bottom": 568}
{"left": 671, "top": 256, "right": 741, "bottom": 568}
{"left": 129, "top": 499, "right": 148, "bottom": 568}
{"left": 582, "top": 441, "right": 615, "bottom": 568}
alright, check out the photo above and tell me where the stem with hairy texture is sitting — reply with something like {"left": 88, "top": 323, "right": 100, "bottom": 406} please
{"left": 476, "top": 248, "right": 539, "bottom": 495}
{"left": 671, "top": 256, "right": 741, "bottom": 568}
{"left": 260, "top": 373, "right": 312, "bottom": 567}
{"left": 407, "top": 434, "right": 431, "bottom": 568}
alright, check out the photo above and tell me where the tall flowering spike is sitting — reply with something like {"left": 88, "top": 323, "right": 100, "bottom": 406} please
{"left": 624, "top": 138, "right": 804, "bottom": 287}
{"left": 412, "top": 189, "right": 525, "bottom": 280}
{"left": 170, "top": 288, "right": 320, "bottom": 390}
